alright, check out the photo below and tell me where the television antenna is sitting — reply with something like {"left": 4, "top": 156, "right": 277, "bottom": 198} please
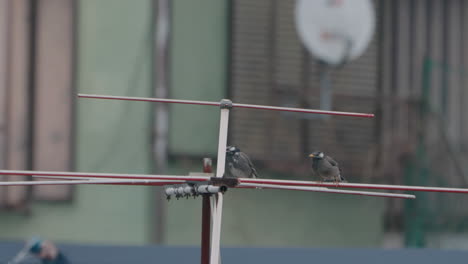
{"left": 2, "top": 93, "right": 468, "bottom": 264}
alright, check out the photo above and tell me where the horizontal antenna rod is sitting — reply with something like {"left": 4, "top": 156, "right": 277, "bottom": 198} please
{"left": 78, "top": 94, "right": 374, "bottom": 118}
{"left": 3, "top": 170, "right": 468, "bottom": 194}
{"left": 239, "top": 183, "right": 415, "bottom": 199}
{"left": 240, "top": 178, "right": 468, "bottom": 194}
{"left": 0, "top": 170, "right": 209, "bottom": 181}
{"left": 0, "top": 179, "right": 183, "bottom": 186}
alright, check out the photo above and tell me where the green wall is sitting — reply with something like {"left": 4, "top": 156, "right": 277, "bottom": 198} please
{"left": 166, "top": 162, "right": 386, "bottom": 247}
{"left": 0, "top": 0, "right": 154, "bottom": 245}
{"left": 73, "top": 0, "right": 154, "bottom": 244}
{"left": 169, "top": 0, "right": 228, "bottom": 156}
{"left": 172, "top": 190, "right": 385, "bottom": 247}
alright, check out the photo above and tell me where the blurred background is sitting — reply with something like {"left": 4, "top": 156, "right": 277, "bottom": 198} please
{"left": 0, "top": 0, "right": 468, "bottom": 254}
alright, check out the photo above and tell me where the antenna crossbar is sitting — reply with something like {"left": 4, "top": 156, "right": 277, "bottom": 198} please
{"left": 239, "top": 178, "right": 468, "bottom": 194}
{"left": 78, "top": 94, "right": 374, "bottom": 118}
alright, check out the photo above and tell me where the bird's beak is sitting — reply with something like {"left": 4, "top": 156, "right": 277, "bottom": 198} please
{"left": 308, "top": 154, "right": 315, "bottom": 158}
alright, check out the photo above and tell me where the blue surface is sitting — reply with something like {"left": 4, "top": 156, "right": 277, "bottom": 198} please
{"left": 1, "top": 242, "right": 468, "bottom": 264}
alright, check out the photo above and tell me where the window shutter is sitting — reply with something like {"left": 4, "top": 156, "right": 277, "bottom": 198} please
{"left": 0, "top": 0, "right": 75, "bottom": 205}
{"left": 32, "top": 0, "right": 75, "bottom": 201}
{"left": 0, "top": 0, "right": 8, "bottom": 206}
{"left": 230, "top": 0, "right": 379, "bottom": 180}
{"left": 0, "top": 0, "right": 32, "bottom": 208}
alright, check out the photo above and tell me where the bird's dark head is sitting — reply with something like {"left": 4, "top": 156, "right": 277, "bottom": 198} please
{"left": 308, "top": 151, "right": 325, "bottom": 159}
{"left": 226, "top": 146, "right": 240, "bottom": 157}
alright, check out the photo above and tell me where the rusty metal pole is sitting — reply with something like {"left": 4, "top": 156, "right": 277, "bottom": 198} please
{"left": 201, "top": 158, "right": 212, "bottom": 264}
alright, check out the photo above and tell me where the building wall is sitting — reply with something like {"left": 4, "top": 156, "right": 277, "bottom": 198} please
{"left": 0, "top": 0, "right": 387, "bottom": 248}
{"left": 0, "top": 0, "right": 155, "bottom": 245}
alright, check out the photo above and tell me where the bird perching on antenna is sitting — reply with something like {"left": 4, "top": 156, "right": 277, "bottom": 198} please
{"left": 309, "top": 151, "right": 346, "bottom": 183}
{"left": 225, "top": 146, "right": 259, "bottom": 179}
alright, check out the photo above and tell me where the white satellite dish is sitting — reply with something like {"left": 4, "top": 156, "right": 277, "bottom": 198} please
{"left": 295, "top": 0, "right": 375, "bottom": 65}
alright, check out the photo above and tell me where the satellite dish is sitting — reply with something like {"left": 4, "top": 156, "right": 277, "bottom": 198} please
{"left": 295, "top": 0, "right": 375, "bottom": 65}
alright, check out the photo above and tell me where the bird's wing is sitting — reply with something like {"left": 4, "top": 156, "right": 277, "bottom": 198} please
{"left": 250, "top": 166, "right": 259, "bottom": 178}
{"left": 224, "top": 158, "right": 234, "bottom": 177}
{"left": 325, "top": 156, "right": 345, "bottom": 180}
{"left": 325, "top": 156, "right": 339, "bottom": 167}
{"left": 239, "top": 152, "right": 259, "bottom": 178}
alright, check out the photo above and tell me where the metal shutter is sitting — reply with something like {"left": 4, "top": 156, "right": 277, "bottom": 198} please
{"left": 230, "top": 0, "right": 379, "bottom": 180}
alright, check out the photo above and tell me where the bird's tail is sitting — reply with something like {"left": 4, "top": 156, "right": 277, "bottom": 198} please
{"left": 251, "top": 168, "right": 259, "bottom": 179}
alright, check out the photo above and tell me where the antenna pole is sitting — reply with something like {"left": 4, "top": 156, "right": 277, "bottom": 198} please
{"left": 319, "top": 62, "right": 332, "bottom": 116}
{"left": 201, "top": 158, "right": 212, "bottom": 264}
{"left": 210, "top": 100, "right": 231, "bottom": 264}
{"left": 201, "top": 194, "right": 211, "bottom": 264}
